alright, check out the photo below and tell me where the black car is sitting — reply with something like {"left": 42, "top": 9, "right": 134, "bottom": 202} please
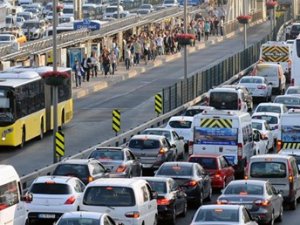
{"left": 155, "top": 162, "right": 212, "bottom": 207}
{"left": 52, "top": 159, "right": 110, "bottom": 184}
{"left": 137, "top": 176, "right": 187, "bottom": 225}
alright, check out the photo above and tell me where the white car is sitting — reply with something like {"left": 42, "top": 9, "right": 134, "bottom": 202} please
{"left": 137, "top": 4, "right": 154, "bottom": 15}
{"left": 252, "top": 129, "right": 268, "bottom": 155}
{"left": 0, "top": 34, "right": 18, "bottom": 45}
{"left": 162, "top": 0, "right": 179, "bottom": 7}
{"left": 56, "top": 212, "right": 117, "bottom": 225}
{"left": 251, "top": 119, "right": 274, "bottom": 152}
{"left": 79, "top": 178, "right": 158, "bottom": 225}
{"left": 190, "top": 204, "right": 258, "bottom": 225}
{"left": 25, "top": 176, "right": 85, "bottom": 225}
{"left": 142, "top": 127, "right": 187, "bottom": 159}
{"left": 253, "top": 103, "right": 288, "bottom": 115}
{"left": 285, "top": 86, "right": 300, "bottom": 96}
{"left": 238, "top": 76, "right": 272, "bottom": 101}
{"left": 165, "top": 116, "right": 194, "bottom": 154}
{"left": 183, "top": 105, "right": 214, "bottom": 117}
{"left": 252, "top": 112, "right": 281, "bottom": 140}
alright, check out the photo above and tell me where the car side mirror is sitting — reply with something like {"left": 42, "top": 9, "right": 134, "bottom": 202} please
{"left": 21, "top": 193, "right": 33, "bottom": 203}
{"left": 179, "top": 136, "right": 184, "bottom": 140}
{"left": 268, "top": 82, "right": 273, "bottom": 85}
{"left": 171, "top": 144, "right": 176, "bottom": 148}
{"left": 105, "top": 168, "right": 111, "bottom": 173}
{"left": 151, "top": 191, "right": 158, "bottom": 200}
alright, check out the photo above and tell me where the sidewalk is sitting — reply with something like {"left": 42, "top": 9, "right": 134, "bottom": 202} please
{"left": 72, "top": 17, "right": 266, "bottom": 100}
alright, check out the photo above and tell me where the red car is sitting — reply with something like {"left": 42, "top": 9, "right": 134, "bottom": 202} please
{"left": 188, "top": 154, "right": 235, "bottom": 190}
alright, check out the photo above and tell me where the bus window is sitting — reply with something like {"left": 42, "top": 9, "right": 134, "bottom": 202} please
{"left": 296, "top": 39, "right": 300, "bottom": 58}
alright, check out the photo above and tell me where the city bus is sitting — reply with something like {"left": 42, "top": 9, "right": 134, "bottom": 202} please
{"left": 0, "top": 66, "right": 73, "bottom": 147}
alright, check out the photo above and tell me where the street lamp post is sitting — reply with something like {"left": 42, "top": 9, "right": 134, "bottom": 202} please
{"left": 52, "top": 0, "right": 59, "bottom": 163}
{"left": 243, "top": 0, "right": 247, "bottom": 49}
{"left": 183, "top": 0, "right": 187, "bottom": 80}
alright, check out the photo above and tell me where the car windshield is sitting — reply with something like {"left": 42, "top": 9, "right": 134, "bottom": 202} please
{"left": 106, "top": 7, "right": 117, "bottom": 13}
{"left": 30, "top": 183, "right": 71, "bottom": 194}
{"left": 83, "top": 186, "right": 135, "bottom": 206}
{"left": 157, "top": 164, "right": 192, "bottom": 176}
{"left": 22, "top": 22, "right": 40, "bottom": 29}
{"left": 195, "top": 208, "right": 239, "bottom": 222}
{"left": 252, "top": 122, "right": 263, "bottom": 130}
{"left": 274, "top": 97, "right": 300, "bottom": 105}
{"left": 168, "top": 120, "right": 192, "bottom": 129}
{"left": 291, "top": 25, "right": 300, "bottom": 32}
{"left": 209, "top": 92, "right": 238, "bottom": 110}
{"left": 140, "top": 4, "right": 151, "bottom": 9}
{"left": 224, "top": 183, "right": 264, "bottom": 195}
{"left": 129, "top": 139, "right": 160, "bottom": 149}
{"left": 146, "top": 180, "right": 167, "bottom": 194}
{"left": 63, "top": 8, "right": 73, "bottom": 14}
{"left": 252, "top": 115, "right": 278, "bottom": 124}
{"left": 189, "top": 157, "right": 218, "bottom": 170}
{"left": 142, "top": 130, "right": 171, "bottom": 140}
{"left": 250, "top": 162, "right": 287, "bottom": 178}
{"left": 53, "top": 164, "right": 89, "bottom": 180}
{"left": 164, "top": 0, "right": 175, "bottom": 3}
{"left": 286, "top": 88, "right": 300, "bottom": 94}
{"left": 184, "top": 109, "right": 203, "bottom": 117}
{"left": 89, "top": 150, "right": 124, "bottom": 160}
{"left": 0, "top": 36, "right": 10, "bottom": 41}
{"left": 58, "top": 218, "right": 99, "bottom": 225}
{"left": 240, "top": 78, "right": 263, "bottom": 84}
{"left": 256, "top": 105, "right": 281, "bottom": 113}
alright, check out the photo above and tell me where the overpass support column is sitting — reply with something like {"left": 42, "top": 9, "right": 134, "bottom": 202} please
{"left": 117, "top": 31, "right": 123, "bottom": 62}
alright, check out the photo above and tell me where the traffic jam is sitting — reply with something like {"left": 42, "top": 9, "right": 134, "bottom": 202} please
{"left": 1, "top": 2, "right": 300, "bottom": 225}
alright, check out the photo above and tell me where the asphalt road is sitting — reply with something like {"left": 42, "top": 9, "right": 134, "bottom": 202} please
{"left": 0, "top": 21, "right": 271, "bottom": 176}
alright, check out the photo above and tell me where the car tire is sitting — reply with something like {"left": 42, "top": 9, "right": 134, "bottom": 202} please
{"left": 153, "top": 216, "right": 158, "bottom": 225}
{"left": 289, "top": 198, "right": 297, "bottom": 210}
{"left": 168, "top": 208, "right": 176, "bottom": 225}
{"left": 268, "top": 212, "right": 274, "bottom": 225}
{"left": 205, "top": 186, "right": 212, "bottom": 202}
{"left": 195, "top": 190, "right": 203, "bottom": 207}
{"left": 179, "top": 201, "right": 187, "bottom": 217}
{"left": 276, "top": 205, "right": 283, "bottom": 222}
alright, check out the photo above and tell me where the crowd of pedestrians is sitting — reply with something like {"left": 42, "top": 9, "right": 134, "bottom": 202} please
{"left": 72, "top": 6, "right": 225, "bottom": 88}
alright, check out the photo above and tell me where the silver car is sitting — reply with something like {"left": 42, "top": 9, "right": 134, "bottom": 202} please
{"left": 217, "top": 180, "right": 283, "bottom": 225}
{"left": 88, "top": 147, "right": 142, "bottom": 178}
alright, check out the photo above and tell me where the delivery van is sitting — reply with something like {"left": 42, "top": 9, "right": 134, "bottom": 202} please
{"left": 277, "top": 109, "right": 300, "bottom": 152}
{"left": 193, "top": 109, "right": 253, "bottom": 178}
{"left": 0, "top": 165, "right": 26, "bottom": 225}
{"left": 291, "top": 35, "right": 300, "bottom": 86}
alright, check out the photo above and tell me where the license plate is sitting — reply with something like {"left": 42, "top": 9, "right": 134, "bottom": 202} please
{"left": 142, "top": 164, "right": 153, "bottom": 168}
{"left": 38, "top": 214, "right": 56, "bottom": 219}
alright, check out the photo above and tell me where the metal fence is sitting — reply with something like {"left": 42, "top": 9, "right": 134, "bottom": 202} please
{"left": 162, "top": 14, "right": 286, "bottom": 113}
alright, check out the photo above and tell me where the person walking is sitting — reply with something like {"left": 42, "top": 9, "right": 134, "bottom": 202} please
{"left": 124, "top": 45, "right": 131, "bottom": 70}
{"left": 219, "top": 16, "right": 224, "bottom": 36}
{"left": 81, "top": 54, "right": 92, "bottom": 82}
{"left": 109, "top": 51, "right": 117, "bottom": 75}
{"left": 101, "top": 52, "right": 110, "bottom": 76}
{"left": 90, "top": 53, "right": 97, "bottom": 78}
{"left": 72, "top": 60, "right": 84, "bottom": 88}
{"left": 204, "top": 20, "right": 211, "bottom": 41}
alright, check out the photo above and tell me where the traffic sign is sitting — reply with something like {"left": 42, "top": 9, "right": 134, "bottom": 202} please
{"left": 55, "top": 131, "right": 65, "bottom": 158}
{"left": 155, "top": 94, "right": 163, "bottom": 114}
{"left": 112, "top": 109, "right": 121, "bottom": 133}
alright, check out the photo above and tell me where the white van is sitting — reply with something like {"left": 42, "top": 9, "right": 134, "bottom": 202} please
{"left": 79, "top": 178, "right": 158, "bottom": 225}
{"left": 277, "top": 109, "right": 300, "bottom": 152}
{"left": 193, "top": 109, "right": 253, "bottom": 178}
{"left": 291, "top": 36, "right": 300, "bottom": 86}
{"left": 103, "top": 5, "right": 124, "bottom": 19}
{"left": 0, "top": 165, "right": 26, "bottom": 225}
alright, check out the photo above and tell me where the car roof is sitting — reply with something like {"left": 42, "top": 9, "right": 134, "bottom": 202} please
{"left": 131, "top": 134, "right": 165, "bottom": 140}
{"left": 61, "top": 211, "right": 105, "bottom": 220}
{"left": 161, "top": 162, "right": 195, "bottom": 167}
{"left": 144, "top": 128, "right": 173, "bottom": 132}
{"left": 209, "top": 87, "right": 241, "bottom": 93}
{"left": 241, "top": 76, "right": 264, "bottom": 79}
{"left": 135, "top": 176, "right": 172, "bottom": 182}
{"left": 189, "top": 154, "right": 222, "bottom": 158}
{"left": 251, "top": 119, "right": 267, "bottom": 124}
{"left": 33, "top": 175, "right": 75, "bottom": 184}
{"left": 60, "top": 159, "right": 96, "bottom": 164}
{"left": 94, "top": 147, "right": 123, "bottom": 151}
{"left": 287, "top": 86, "right": 300, "bottom": 89}
{"left": 250, "top": 154, "right": 292, "bottom": 160}
{"left": 279, "top": 150, "right": 300, "bottom": 156}
{"left": 87, "top": 178, "right": 147, "bottom": 187}
{"left": 199, "top": 204, "right": 241, "bottom": 210}
{"left": 227, "top": 179, "right": 267, "bottom": 185}
{"left": 256, "top": 103, "right": 284, "bottom": 107}
{"left": 275, "top": 95, "right": 300, "bottom": 99}
{"left": 186, "top": 105, "right": 214, "bottom": 110}
{"left": 252, "top": 112, "right": 281, "bottom": 117}
{"left": 168, "top": 116, "right": 194, "bottom": 121}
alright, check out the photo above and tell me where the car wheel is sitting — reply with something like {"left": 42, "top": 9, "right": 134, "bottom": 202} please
{"left": 179, "top": 201, "right": 187, "bottom": 217}
{"left": 39, "top": 120, "right": 44, "bottom": 140}
{"left": 153, "top": 216, "right": 158, "bottom": 225}
{"left": 276, "top": 205, "right": 283, "bottom": 222}
{"left": 196, "top": 190, "right": 203, "bottom": 207}
{"left": 268, "top": 212, "right": 274, "bottom": 225}
{"left": 168, "top": 208, "right": 176, "bottom": 225}
{"left": 205, "top": 186, "right": 212, "bottom": 202}
{"left": 290, "top": 198, "right": 297, "bottom": 210}
{"left": 20, "top": 127, "right": 26, "bottom": 148}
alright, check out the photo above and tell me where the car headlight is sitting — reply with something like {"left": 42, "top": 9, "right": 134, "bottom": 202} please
{"left": 2, "top": 128, "right": 13, "bottom": 141}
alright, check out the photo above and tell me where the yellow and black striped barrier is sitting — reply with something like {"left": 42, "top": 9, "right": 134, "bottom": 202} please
{"left": 55, "top": 131, "right": 65, "bottom": 158}
{"left": 282, "top": 143, "right": 300, "bottom": 149}
{"left": 200, "top": 118, "right": 233, "bottom": 128}
{"left": 112, "top": 109, "right": 121, "bottom": 134}
{"left": 155, "top": 94, "right": 163, "bottom": 114}
{"left": 261, "top": 46, "right": 289, "bottom": 62}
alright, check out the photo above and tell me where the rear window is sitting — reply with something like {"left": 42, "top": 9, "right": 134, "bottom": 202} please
{"left": 83, "top": 186, "right": 135, "bottom": 206}
{"left": 53, "top": 164, "right": 89, "bottom": 180}
{"left": 252, "top": 115, "right": 278, "bottom": 124}
{"left": 168, "top": 120, "right": 192, "bottom": 129}
{"left": 142, "top": 130, "right": 171, "bottom": 140}
{"left": 286, "top": 88, "right": 300, "bottom": 95}
{"left": 157, "top": 165, "right": 193, "bottom": 176}
{"left": 58, "top": 218, "right": 98, "bottom": 225}
{"left": 30, "top": 183, "right": 71, "bottom": 194}
{"left": 146, "top": 181, "right": 167, "bottom": 194}
{"left": 274, "top": 97, "right": 300, "bottom": 105}
{"left": 240, "top": 78, "right": 263, "bottom": 84}
{"left": 189, "top": 157, "right": 218, "bottom": 170}
{"left": 252, "top": 122, "right": 263, "bottom": 130}
{"left": 209, "top": 92, "right": 238, "bottom": 110}
{"left": 255, "top": 105, "right": 281, "bottom": 114}
{"left": 291, "top": 25, "right": 300, "bottom": 32}
{"left": 184, "top": 109, "right": 203, "bottom": 117}
{"left": 89, "top": 150, "right": 124, "bottom": 160}
{"left": 250, "top": 162, "right": 287, "bottom": 178}
{"left": 224, "top": 183, "right": 264, "bottom": 195}
{"left": 195, "top": 208, "right": 239, "bottom": 222}
{"left": 297, "top": 39, "right": 300, "bottom": 58}
{"left": 129, "top": 139, "right": 160, "bottom": 149}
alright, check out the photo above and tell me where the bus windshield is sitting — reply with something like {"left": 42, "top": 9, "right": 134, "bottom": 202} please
{"left": 0, "top": 89, "right": 15, "bottom": 125}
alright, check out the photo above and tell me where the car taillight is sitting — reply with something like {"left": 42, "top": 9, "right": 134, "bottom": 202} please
{"left": 125, "top": 211, "right": 140, "bottom": 218}
{"left": 291, "top": 78, "right": 295, "bottom": 86}
{"left": 157, "top": 198, "right": 171, "bottom": 205}
{"left": 217, "top": 199, "right": 229, "bottom": 205}
{"left": 287, "top": 161, "right": 294, "bottom": 195}
{"left": 185, "top": 180, "right": 197, "bottom": 187}
{"left": 238, "top": 99, "right": 242, "bottom": 110}
{"left": 214, "top": 170, "right": 222, "bottom": 178}
{"left": 257, "top": 85, "right": 267, "bottom": 89}
{"left": 288, "top": 59, "right": 292, "bottom": 68}
{"left": 244, "top": 163, "right": 249, "bottom": 180}
{"left": 64, "top": 196, "right": 76, "bottom": 205}
{"left": 158, "top": 147, "right": 168, "bottom": 155}
{"left": 277, "top": 140, "right": 282, "bottom": 152}
{"left": 254, "top": 199, "right": 270, "bottom": 207}
{"left": 238, "top": 143, "right": 243, "bottom": 160}
{"left": 116, "top": 165, "right": 127, "bottom": 173}
{"left": 88, "top": 176, "right": 94, "bottom": 183}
